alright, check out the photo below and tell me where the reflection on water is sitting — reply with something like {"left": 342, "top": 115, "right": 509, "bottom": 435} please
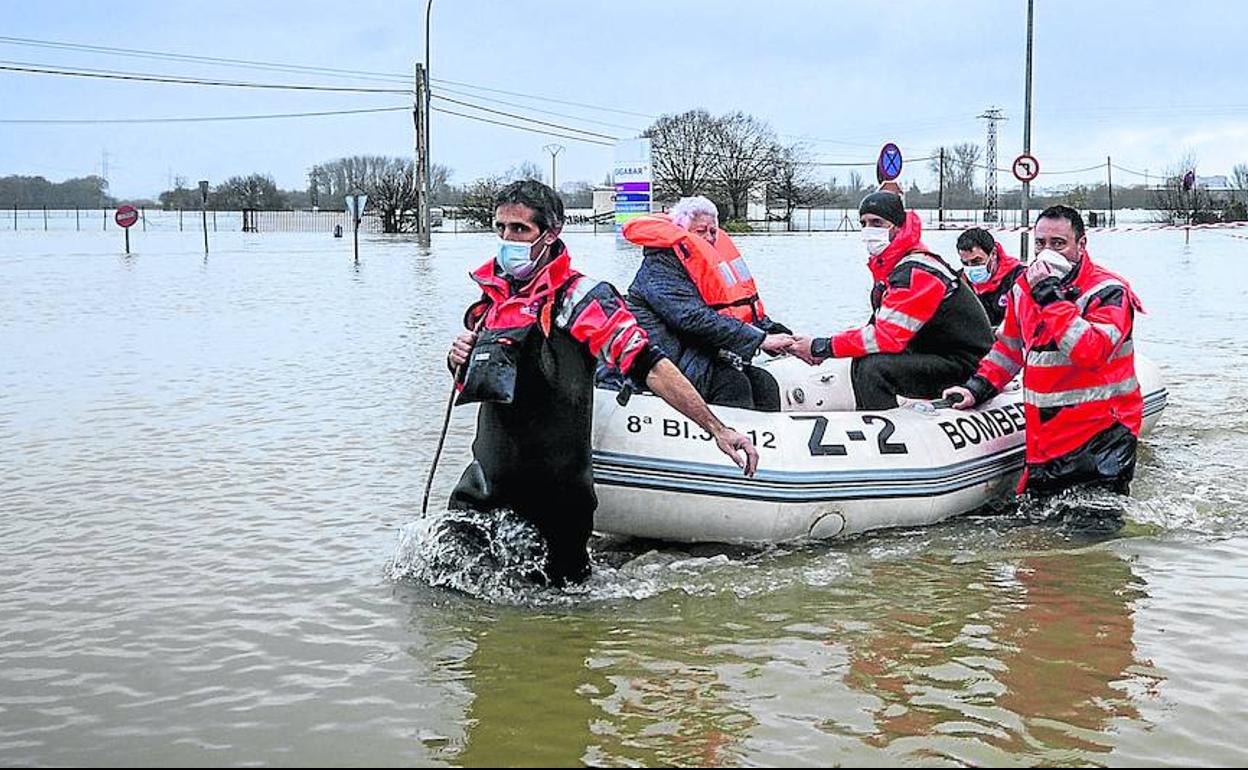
{"left": 410, "top": 527, "right": 1157, "bottom": 767}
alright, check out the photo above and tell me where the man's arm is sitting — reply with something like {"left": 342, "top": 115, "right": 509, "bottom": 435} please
{"left": 645, "top": 358, "right": 759, "bottom": 477}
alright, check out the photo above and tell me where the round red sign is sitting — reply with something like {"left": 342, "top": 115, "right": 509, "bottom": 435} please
{"left": 114, "top": 205, "right": 139, "bottom": 228}
{"left": 1012, "top": 154, "right": 1040, "bottom": 183}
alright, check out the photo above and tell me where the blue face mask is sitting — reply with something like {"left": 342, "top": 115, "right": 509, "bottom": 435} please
{"left": 965, "top": 265, "right": 991, "bottom": 284}
{"left": 496, "top": 232, "right": 548, "bottom": 280}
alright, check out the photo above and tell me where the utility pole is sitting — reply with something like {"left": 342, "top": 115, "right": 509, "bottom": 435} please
{"left": 1107, "top": 156, "right": 1115, "bottom": 226}
{"left": 978, "top": 107, "right": 1006, "bottom": 223}
{"left": 938, "top": 147, "right": 945, "bottom": 225}
{"left": 1020, "top": 0, "right": 1035, "bottom": 262}
{"left": 414, "top": 63, "right": 430, "bottom": 247}
{"left": 543, "top": 144, "right": 565, "bottom": 190}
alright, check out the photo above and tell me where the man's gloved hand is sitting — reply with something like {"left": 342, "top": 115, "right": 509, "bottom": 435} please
{"left": 1030, "top": 275, "right": 1063, "bottom": 306}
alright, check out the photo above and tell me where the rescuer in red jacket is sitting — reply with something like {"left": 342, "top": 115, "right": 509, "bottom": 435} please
{"left": 943, "top": 205, "right": 1143, "bottom": 508}
{"left": 789, "top": 190, "right": 994, "bottom": 409}
{"left": 445, "top": 180, "right": 757, "bottom": 585}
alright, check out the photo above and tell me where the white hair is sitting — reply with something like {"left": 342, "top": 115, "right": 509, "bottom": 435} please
{"left": 669, "top": 195, "right": 719, "bottom": 230}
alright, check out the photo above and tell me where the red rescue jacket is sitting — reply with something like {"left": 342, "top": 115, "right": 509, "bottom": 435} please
{"left": 971, "top": 251, "right": 1143, "bottom": 488}
{"left": 465, "top": 249, "right": 652, "bottom": 377}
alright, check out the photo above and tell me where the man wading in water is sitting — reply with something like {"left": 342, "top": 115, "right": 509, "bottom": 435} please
{"left": 446, "top": 180, "right": 758, "bottom": 585}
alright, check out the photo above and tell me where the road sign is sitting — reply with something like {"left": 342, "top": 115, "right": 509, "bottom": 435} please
{"left": 876, "top": 143, "right": 903, "bottom": 182}
{"left": 1012, "top": 154, "right": 1040, "bottom": 183}
{"left": 114, "top": 205, "right": 139, "bottom": 228}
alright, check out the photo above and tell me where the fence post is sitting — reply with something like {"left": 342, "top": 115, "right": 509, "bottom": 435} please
{"left": 213, "top": 210, "right": 217, "bottom": 232}
{"left": 43, "top": 206, "right": 48, "bottom": 231}
{"left": 179, "top": 208, "right": 183, "bottom": 232}
{"left": 76, "top": 207, "right": 80, "bottom": 231}
{"left": 141, "top": 208, "right": 147, "bottom": 232}
{"left": 103, "top": 207, "right": 107, "bottom": 231}
{"left": 12, "top": 204, "right": 16, "bottom": 231}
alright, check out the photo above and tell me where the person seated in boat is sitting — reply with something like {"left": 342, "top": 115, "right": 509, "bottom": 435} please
{"left": 957, "top": 227, "right": 1025, "bottom": 327}
{"left": 619, "top": 196, "right": 793, "bottom": 412}
{"left": 788, "top": 188, "right": 994, "bottom": 410}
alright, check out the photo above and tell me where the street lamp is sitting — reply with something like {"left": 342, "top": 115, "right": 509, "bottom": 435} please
{"left": 543, "top": 143, "right": 565, "bottom": 190}
{"left": 345, "top": 189, "right": 368, "bottom": 262}
{"left": 423, "top": 0, "right": 434, "bottom": 246}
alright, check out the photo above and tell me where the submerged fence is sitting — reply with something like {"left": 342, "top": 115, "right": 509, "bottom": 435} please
{"left": 2, "top": 205, "right": 1218, "bottom": 236}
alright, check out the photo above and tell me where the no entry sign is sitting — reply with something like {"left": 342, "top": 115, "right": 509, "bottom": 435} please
{"left": 114, "top": 205, "right": 139, "bottom": 228}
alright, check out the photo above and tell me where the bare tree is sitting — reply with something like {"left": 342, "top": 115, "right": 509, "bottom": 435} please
{"left": 1152, "top": 152, "right": 1215, "bottom": 225}
{"left": 645, "top": 109, "right": 719, "bottom": 201}
{"left": 309, "top": 155, "right": 418, "bottom": 233}
{"left": 848, "top": 170, "right": 865, "bottom": 195}
{"left": 768, "top": 143, "right": 816, "bottom": 229}
{"left": 504, "top": 161, "right": 544, "bottom": 182}
{"left": 1234, "top": 163, "right": 1248, "bottom": 198}
{"left": 951, "top": 143, "right": 982, "bottom": 192}
{"left": 460, "top": 176, "right": 505, "bottom": 228}
{"left": 710, "top": 112, "right": 779, "bottom": 220}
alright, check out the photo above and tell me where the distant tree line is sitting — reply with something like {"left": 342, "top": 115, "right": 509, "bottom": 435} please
{"left": 0, "top": 175, "right": 114, "bottom": 208}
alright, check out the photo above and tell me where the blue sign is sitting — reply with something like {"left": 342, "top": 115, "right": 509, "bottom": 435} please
{"left": 614, "top": 202, "right": 650, "bottom": 213}
{"left": 614, "top": 192, "right": 651, "bottom": 203}
{"left": 877, "top": 143, "right": 903, "bottom": 182}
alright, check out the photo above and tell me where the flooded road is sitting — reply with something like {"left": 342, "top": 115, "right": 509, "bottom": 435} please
{"left": 2, "top": 225, "right": 1246, "bottom": 765}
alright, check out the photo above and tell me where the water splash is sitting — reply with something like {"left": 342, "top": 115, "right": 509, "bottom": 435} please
{"left": 386, "top": 507, "right": 552, "bottom": 602}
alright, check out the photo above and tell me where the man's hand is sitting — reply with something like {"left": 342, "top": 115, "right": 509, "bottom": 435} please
{"left": 941, "top": 385, "right": 976, "bottom": 410}
{"left": 448, "top": 330, "right": 478, "bottom": 371}
{"left": 760, "top": 333, "right": 794, "bottom": 356}
{"left": 713, "top": 427, "right": 759, "bottom": 477}
{"left": 788, "top": 335, "right": 823, "bottom": 366}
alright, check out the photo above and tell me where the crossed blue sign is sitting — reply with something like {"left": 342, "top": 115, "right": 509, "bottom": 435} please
{"left": 877, "top": 143, "right": 903, "bottom": 182}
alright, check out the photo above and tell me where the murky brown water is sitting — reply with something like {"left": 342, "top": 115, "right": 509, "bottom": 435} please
{"left": 2, "top": 225, "right": 1246, "bottom": 766}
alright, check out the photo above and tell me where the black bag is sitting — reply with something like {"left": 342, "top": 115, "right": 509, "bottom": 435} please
{"left": 456, "top": 326, "right": 534, "bottom": 405}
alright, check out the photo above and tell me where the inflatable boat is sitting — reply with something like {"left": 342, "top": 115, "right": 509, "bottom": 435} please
{"left": 590, "top": 355, "right": 1167, "bottom": 543}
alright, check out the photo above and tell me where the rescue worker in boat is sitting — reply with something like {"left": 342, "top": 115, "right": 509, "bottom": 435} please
{"left": 446, "top": 180, "right": 758, "bottom": 586}
{"left": 788, "top": 188, "right": 994, "bottom": 409}
{"left": 957, "top": 227, "right": 1025, "bottom": 327}
{"left": 620, "top": 196, "right": 794, "bottom": 411}
{"left": 943, "top": 205, "right": 1143, "bottom": 508}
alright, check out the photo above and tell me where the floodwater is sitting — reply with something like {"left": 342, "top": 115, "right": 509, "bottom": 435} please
{"left": 2, "top": 223, "right": 1246, "bottom": 767}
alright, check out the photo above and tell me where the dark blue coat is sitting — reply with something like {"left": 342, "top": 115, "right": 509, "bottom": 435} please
{"left": 625, "top": 245, "right": 786, "bottom": 393}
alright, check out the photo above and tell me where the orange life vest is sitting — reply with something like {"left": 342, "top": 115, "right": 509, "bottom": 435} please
{"left": 622, "top": 214, "right": 767, "bottom": 324}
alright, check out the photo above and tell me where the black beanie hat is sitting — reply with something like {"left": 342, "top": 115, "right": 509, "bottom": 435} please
{"left": 858, "top": 191, "right": 906, "bottom": 227}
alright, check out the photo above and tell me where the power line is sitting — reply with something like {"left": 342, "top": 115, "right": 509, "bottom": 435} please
{"left": 430, "top": 107, "right": 614, "bottom": 146}
{"left": 430, "top": 76, "right": 656, "bottom": 119}
{"left": 431, "top": 94, "right": 621, "bottom": 141}
{"left": 0, "top": 105, "right": 411, "bottom": 125}
{"left": 433, "top": 85, "right": 645, "bottom": 133}
{"left": 0, "top": 35, "right": 412, "bottom": 84}
{"left": 0, "top": 61, "right": 412, "bottom": 94}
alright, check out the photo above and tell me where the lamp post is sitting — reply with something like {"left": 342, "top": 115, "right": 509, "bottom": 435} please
{"left": 346, "top": 190, "right": 368, "bottom": 263}
{"left": 421, "top": 0, "right": 434, "bottom": 245}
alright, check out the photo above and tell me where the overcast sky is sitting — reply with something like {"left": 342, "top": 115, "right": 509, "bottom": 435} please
{"left": 2, "top": 0, "right": 1245, "bottom": 199}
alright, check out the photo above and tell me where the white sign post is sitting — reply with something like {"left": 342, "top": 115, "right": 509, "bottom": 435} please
{"left": 614, "top": 138, "right": 653, "bottom": 237}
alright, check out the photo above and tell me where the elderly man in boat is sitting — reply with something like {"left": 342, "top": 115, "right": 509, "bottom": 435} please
{"left": 789, "top": 188, "right": 995, "bottom": 409}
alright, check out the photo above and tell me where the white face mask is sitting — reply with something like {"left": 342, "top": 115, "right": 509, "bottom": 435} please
{"left": 496, "top": 232, "right": 548, "bottom": 280}
{"left": 1034, "top": 248, "right": 1074, "bottom": 278}
{"left": 861, "top": 226, "right": 892, "bottom": 257}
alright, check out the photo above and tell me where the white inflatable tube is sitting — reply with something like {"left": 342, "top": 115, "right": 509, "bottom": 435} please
{"left": 591, "top": 355, "right": 1167, "bottom": 543}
